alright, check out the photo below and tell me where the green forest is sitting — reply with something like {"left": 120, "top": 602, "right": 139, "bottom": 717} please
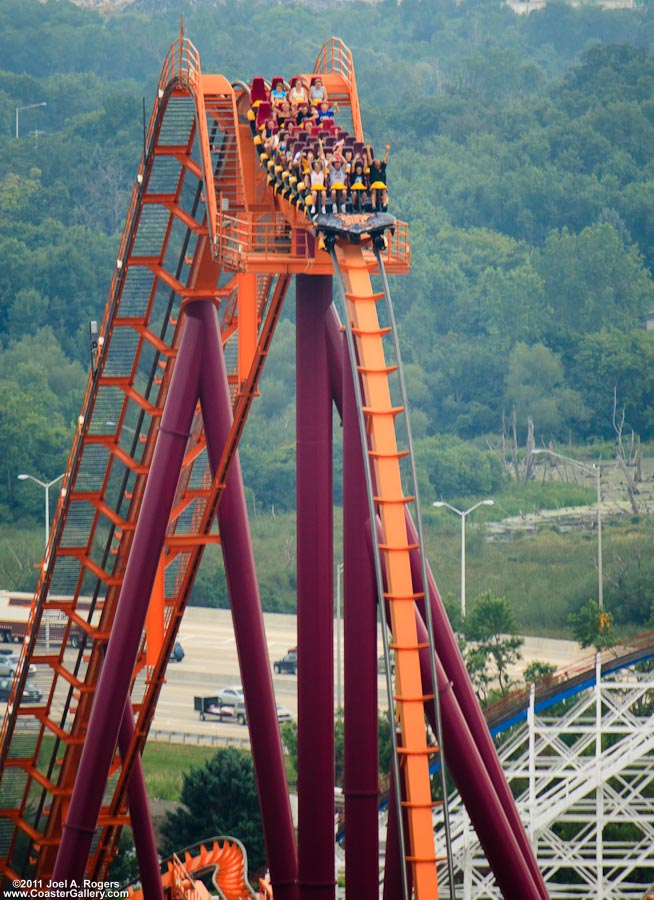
{"left": 1, "top": 0, "right": 654, "bottom": 634}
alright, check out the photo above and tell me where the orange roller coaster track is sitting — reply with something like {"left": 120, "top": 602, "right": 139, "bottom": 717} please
{"left": 0, "top": 36, "right": 547, "bottom": 900}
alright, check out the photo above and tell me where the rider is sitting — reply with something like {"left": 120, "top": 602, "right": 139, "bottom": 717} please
{"left": 366, "top": 141, "right": 390, "bottom": 212}
{"left": 348, "top": 159, "right": 368, "bottom": 212}
{"left": 307, "top": 159, "right": 327, "bottom": 216}
{"left": 328, "top": 156, "right": 348, "bottom": 214}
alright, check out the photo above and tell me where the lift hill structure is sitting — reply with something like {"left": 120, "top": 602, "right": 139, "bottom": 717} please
{"left": 0, "top": 36, "right": 547, "bottom": 900}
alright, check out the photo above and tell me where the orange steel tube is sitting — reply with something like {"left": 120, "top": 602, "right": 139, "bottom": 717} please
{"left": 237, "top": 272, "right": 258, "bottom": 386}
{"left": 145, "top": 558, "right": 165, "bottom": 669}
{"left": 336, "top": 242, "right": 438, "bottom": 900}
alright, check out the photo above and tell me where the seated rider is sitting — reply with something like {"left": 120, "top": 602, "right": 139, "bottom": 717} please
{"left": 270, "top": 79, "right": 287, "bottom": 107}
{"left": 307, "top": 159, "right": 327, "bottom": 216}
{"left": 288, "top": 76, "right": 310, "bottom": 109}
{"left": 296, "top": 102, "right": 315, "bottom": 127}
{"left": 310, "top": 76, "right": 328, "bottom": 105}
{"left": 348, "top": 159, "right": 368, "bottom": 212}
{"left": 276, "top": 99, "right": 294, "bottom": 128}
{"left": 366, "top": 141, "right": 390, "bottom": 212}
{"left": 316, "top": 100, "right": 336, "bottom": 124}
{"left": 328, "top": 156, "right": 348, "bottom": 214}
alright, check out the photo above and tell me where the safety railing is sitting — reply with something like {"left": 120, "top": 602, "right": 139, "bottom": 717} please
{"left": 218, "top": 212, "right": 312, "bottom": 270}
{"left": 384, "top": 219, "right": 410, "bottom": 269}
{"left": 313, "top": 37, "right": 362, "bottom": 140}
{"left": 168, "top": 853, "right": 212, "bottom": 900}
{"left": 483, "top": 629, "right": 654, "bottom": 729}
{"left": 314, "top": 36, "right": 355, "bottom": 83}
{"left": 151, "top": 37, "right": 221, "bottom": 254}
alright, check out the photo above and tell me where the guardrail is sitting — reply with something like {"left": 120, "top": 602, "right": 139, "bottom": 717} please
{"left": 218, "top": 212, "right": 312, "bottom": 269}
{"left": 149, "top": 727, "right": 250, "bottom": 749}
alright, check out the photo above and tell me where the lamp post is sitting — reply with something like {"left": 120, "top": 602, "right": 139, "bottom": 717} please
{"left": 17, "top": 472, "right": 65, "bottom": 548}
{"left": 432, "top": 499, "right": 494, "bottom": 618}
{"left": 15, "top": 102, "right": 47, "bottom": 139}
{"left": 335, "top": 561, "right": 344, "bottom": 715}
{"left": 531, "top": 448, "right": 603, "bottom": 609}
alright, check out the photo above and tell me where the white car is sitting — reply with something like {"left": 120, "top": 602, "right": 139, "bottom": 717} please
{"left": 235, "top": 700, "right": 293, "bottom": 726}
{"left": 0, "top": 656, "right": 36, "bottom": 678}
{"left": 216, "top": 685, "right": 244, "bottom": 707}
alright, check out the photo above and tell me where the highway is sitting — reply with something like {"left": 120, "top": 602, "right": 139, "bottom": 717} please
{"left": 0, "top": 606, "right": 589, "bottom": 745}
{"left": 152, "top": 607, "right": 301, "bottom": 743}
{"left": 151, "top": 607, "right": 588, "bottom": 743}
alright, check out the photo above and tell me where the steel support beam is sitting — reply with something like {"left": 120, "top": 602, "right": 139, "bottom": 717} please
{"left": 342, "top": 330, "right": 380, "bottom": 899}
{"left": 198, "top": 300, "right": 299, "bottom": 900}
{"left": 296, "top": 274, "right": 335, "bottom": 900}
{"left": 53, "top": 299, "right": 206, "bottom": 881}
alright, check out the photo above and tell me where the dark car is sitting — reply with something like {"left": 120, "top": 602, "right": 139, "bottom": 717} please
{"left": 273, "top": 652, "right": 297, "bottom": 675}
{"left": 170, "top": 641, "right": 185, "bottom": 662}
{"left": 0, "top": 678, "right": 42, "bottom": 703}
{"left": 377, "top": 652, "right": 395, "bottom": 675}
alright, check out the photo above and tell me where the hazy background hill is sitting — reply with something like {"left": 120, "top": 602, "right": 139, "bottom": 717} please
{"left": 1, "top": 0, "right": 653, "bottom": 633}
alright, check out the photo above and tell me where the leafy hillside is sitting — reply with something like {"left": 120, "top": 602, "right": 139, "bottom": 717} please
{"left": 1, "top": 0, "right": 654, "bottom": 614}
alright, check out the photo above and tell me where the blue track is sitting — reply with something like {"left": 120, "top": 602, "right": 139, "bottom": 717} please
{"left": 486, "top": 635, "right": 654, "bottom": 737}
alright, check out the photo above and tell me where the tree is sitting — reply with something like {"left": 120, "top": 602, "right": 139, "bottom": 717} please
{"left": 572, "top": 329, "right": 654, "bottom": 440}
{"left": 524, "top": 661, "right": 557, "bottom": 685}
{"left": 568, "top": 599, "right": 615, "bottom": 650}
{"left": 159, "top": 748, "right": 266, "bottom": 874}
{"left": 108, "top": 828, "right": 138, "bottom": 888}
{"left": 281, "top": 712, "right": 392, "bottom": 788}
{"left": 505, "top": 342, "right": 589, "bottom": 441}
{"left": 463, "top": 592, "right": 524, "bottom": 702}
{"left": 537, "top": 223, "right": 654, "bottom": 345}
{"left": 415, "top": 434, "right": 503, "bottom": 499}
{"left": 0, "top": 377, "right": 70, "bottom": 517}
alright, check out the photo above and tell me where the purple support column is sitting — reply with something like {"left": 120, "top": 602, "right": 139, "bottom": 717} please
{"left": 342, "top": 333, "right": 379, "bottom": 899}
{"left": 296, "top": 274, "right": 335, "bottom": 900}
{"left": 118, "top": 705, "right": 164, "bottom": 900}
{"left": 406, "top": 527, "right": 548, "bottom": 900}
{"left": 324, "top": 307, "right": 547, "bottom": 898}
{"left": 197, "top": 302, "right": 298, "bottom": 900}
{"left": 53, "top": 301, "right": 206, "bottom": 882}
{"left": 325, "top": 304, "right": 344, "bottom": 411}
{"left": 411, "top": 608, "right": 543, "bottom": 900}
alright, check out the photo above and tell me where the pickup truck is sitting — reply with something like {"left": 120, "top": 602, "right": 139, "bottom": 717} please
{"left": 194, "top": 695, "right": 238, "bottom": 722}
{"left": 273, "top": 652, "right": 297, "bottom": 675}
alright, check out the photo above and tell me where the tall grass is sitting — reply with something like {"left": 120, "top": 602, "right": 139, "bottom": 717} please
{"left": 142, "top": 743, "right": 217, "bottom": 801}
{"left": 3, "top": 472, "right": 651, "bottom": 637}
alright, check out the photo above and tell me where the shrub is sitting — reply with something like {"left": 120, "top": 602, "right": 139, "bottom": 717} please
{"left": 415, "top": 435, "right": 503, "bottom": 499}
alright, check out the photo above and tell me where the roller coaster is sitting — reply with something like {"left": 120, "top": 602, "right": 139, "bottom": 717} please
{"left": 0, "top": 34, "right": 650, "bottom": 900}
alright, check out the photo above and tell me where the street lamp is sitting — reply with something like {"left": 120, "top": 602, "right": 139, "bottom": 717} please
{"left": 531, "top": 448, "right": 603, "bottom": 609}
{"left": 335, "top": 561, "right": 344, "bottom": 715}
{"left": 17, "top": 472, "right": 65, "bottom": 548}
{"left": 15, "top": 102, "right": 47, "bottom": 139}
{"left": 432, "top": 499, "right": 494, "bottom": 618}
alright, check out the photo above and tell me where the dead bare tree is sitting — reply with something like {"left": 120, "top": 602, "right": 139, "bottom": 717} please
{"left": 487, "top": 411, "right": 537, "bottom": 484}
{"left": 510, "top": 405, "right": 521, "bottom": 483}
{"left": 486, "top": 410, "right": 512, "bottom": 477}
{"left": 613, "top": 387, "right": 640, "bottom": 514}
{"left": 524, "top": 417, "right": 535, "bottom": 483}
